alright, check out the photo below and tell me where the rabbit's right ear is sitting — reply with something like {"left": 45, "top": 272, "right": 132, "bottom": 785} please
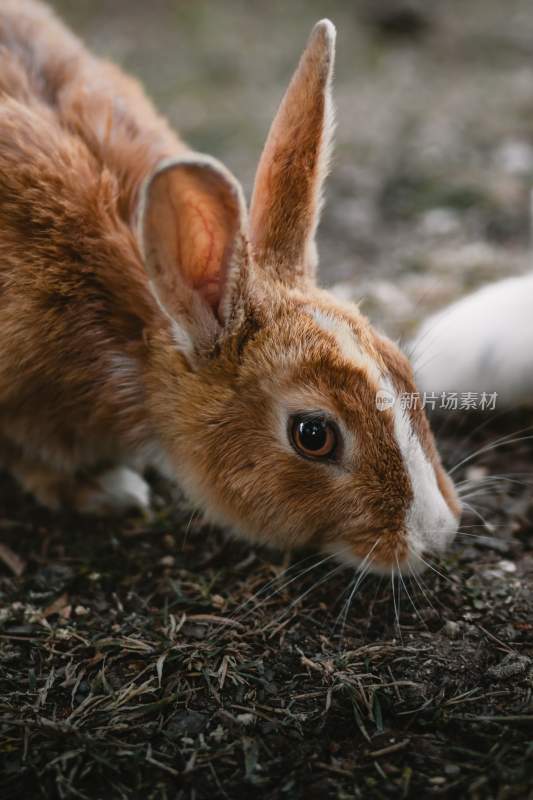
{"left": 139, "top": 154, "right": 248, "bottom": 359}
{"left": 250, "top": 20, "right": 336, "bottom": 287}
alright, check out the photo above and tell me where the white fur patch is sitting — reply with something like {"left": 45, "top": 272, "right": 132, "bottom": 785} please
{"left": 310, "top": 309, "right": 380, "bottom": 380}
{"left": 381, "top": 380, "right": 458, "bottom": 566}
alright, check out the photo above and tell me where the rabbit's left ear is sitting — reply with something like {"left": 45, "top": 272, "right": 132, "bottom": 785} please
{"left": 139, "top": 154, "right": 249, "bottom": 348}
{"left": 250, "top": 20, "right": 336, "bottom": 286}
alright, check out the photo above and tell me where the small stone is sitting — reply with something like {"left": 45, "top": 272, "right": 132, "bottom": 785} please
{"left": 487, "top": 653, "right": 531, "bottom": 681}
{"left": 443, "top": 620, "right": 461, "bottom": 639}
{"left": 496, "top": 560, "right": 516, "bottom": 574}
{"left": 236, "top": 713, "right": 256, "bottom": 726}
{"left": 481, "top": 560, "right": 517, "bottom": 580}
{"left": 444, "top": 764, "right": 461, "bottom": 777}
{"left": 209, "top": 724, "right": 225, "bottom": 743}
{"left": 211, "top": 594, "right": 225, "bottom": 609}
{"left": 464, "top": 466, "right": 488, "bottom": 483}
{"left": 419, "top": 207, "right": 462, "bottom": 238}
{"left": 494, "top": 140, "right": 533, "bottom": 175}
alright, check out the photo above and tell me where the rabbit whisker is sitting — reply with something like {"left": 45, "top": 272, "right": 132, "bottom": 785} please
{"left": 449, "top": 429, "right": 533, "bottom": 475}
{"left": 335, "top": 538, "right": 381, "bottom": 641}
{"left": 407, "top": 560, "right": 438, "bottom": 617}
{"left": 397, "top": 555, "right": 426, "bottom": 628}
{"left": 268, "top": 561, "right": 348, "bottom": 632}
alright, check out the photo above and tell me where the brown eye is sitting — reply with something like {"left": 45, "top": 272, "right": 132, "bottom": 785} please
{"left": 290, "top": 416, "right": 338, "bottom": 460}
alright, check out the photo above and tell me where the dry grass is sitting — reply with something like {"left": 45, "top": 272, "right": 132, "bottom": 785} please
{"left": 0, "top": 413, "right": 532, "bottom": 799}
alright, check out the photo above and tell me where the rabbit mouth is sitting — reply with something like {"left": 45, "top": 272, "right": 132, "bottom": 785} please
{"left": 326, "top": 510, "right": 459, "bottom": 576}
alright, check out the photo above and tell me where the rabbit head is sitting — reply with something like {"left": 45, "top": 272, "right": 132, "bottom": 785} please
{"left": 139, "top": 21, "right": 460, "bottom": 574}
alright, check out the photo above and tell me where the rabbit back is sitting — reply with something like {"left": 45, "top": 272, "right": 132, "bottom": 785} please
{"left": 0, "top": 1, "right": 184, "bottom": 474}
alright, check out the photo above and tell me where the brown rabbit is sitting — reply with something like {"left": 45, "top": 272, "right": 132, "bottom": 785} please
{"left": 0, "top": 1, "right": 460, "bottom": 574}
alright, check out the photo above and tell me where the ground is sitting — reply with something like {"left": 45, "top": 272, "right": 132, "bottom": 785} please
{"left": 0, "top": 1, "right": 532, "bottom": 798}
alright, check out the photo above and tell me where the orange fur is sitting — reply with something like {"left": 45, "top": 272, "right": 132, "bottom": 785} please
{"left": 0, "top": 3, "right": 460, "bottom": 571}
{"left": 250, "top": 21, "right": 335, "bottom": 281}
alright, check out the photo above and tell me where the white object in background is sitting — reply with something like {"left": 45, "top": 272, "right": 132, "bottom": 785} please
{"left": 411, "top": 273, "right": 533, "bottom": 407}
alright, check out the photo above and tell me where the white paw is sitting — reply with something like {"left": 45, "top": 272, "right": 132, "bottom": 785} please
{"left": 411, "top": 274, "right": 533, "bottom": 407}
{"left": 76, "top": 467, "right": 151, "bottom": 515}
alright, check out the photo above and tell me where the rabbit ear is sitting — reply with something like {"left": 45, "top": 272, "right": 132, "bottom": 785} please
{"left": 250, "top": 19, "right": 336, "bottom": 286}
{"left": 140, "top": 155, "right": 248, "bottom": 352}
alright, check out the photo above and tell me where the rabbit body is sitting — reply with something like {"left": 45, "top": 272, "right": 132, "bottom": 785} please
{"left": 0, "top": 0, "right": 185, "bottom": 510}
{"left": 413, "top": 273, "right": 533, "bottom": 408}
{"left": 0, "top": 1, "right": 460, "bottom": 573}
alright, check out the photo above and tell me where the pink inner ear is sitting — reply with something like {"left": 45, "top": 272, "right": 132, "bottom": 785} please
{"left": 178, "top": 190, "right": 228, "bottom": 310}
{"left": 144, "top": 160, "right": 243, "bottom": 319}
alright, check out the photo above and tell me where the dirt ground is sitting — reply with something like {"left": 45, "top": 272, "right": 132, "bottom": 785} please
{"left": 0, "top": 1, "right": 532, "bottom": 798}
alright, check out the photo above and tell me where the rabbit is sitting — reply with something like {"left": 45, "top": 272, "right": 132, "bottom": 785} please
{"left": 412, "top": 273, "right": 533, "bottom": 408}
{"left": 0, "top": 0, "right": 460, "bottom": 575}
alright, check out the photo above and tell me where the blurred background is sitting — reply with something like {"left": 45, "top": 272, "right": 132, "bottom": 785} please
{"left": 51, "top": 0, "right": 533, "bottom": 339}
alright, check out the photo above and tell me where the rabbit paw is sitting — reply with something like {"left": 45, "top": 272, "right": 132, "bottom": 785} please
{"left": 13, "top": 461, "right": 151, "bottom": 515}
{"left": 74, "top": 467, "right": 151, "bottom": 515}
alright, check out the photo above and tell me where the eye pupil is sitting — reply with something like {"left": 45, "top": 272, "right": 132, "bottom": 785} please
{"left": 298, "top": 419, "right": 327, "bottom": 451}
{"left": 290, "top": 415, "right": 338, "bottom": 460}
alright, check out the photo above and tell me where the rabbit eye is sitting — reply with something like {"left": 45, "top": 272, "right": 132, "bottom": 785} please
{"left": 290, "top": 415, "right": 338, "bottom": 460}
